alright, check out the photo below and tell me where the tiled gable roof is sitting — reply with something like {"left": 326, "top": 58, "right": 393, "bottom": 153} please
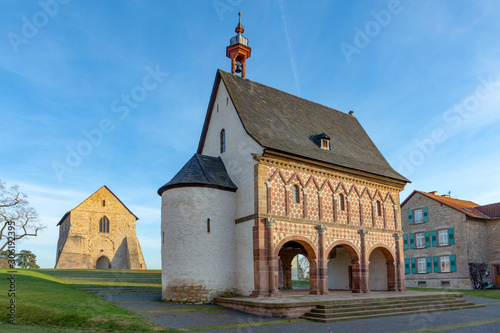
{"left": 157, "top": 154, "right": 237, "bottom": 195}
{"left": 198, "top": 70, "right": 408, "bottom": 183}
{"left": 475, "top": 202, "right": 500, "bottom": 219}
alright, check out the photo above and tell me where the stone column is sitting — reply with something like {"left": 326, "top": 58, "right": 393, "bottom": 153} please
{"left": 346, "top": 196, "right": 351, "bottom": 225}
{"left": 318, "top": 191, "right": 323, "bottom": 221}
{"left": 251, "top": 219, "right": 268, "bottom": 297}
{"left": 393, "top": 204, "right": 399, "bottom": 230}
{"left": 358, "top": 229, "right": 370, "bottom": 293}
{"left": 284, "top": 185, "right": 290, "bottom": 216}
{"left": 265, "top": 218, "right": 279, "bottom": 296}
{"left": 281, "top": 257, "right": 293, "bottom": 290}
{"left": 332, "top": 194, "right": 337, "bottom": 223}
{"left": 265, "top": 181, "right": 272, "bottom": 213}
{"left": 309, "top": 258, "right": 319, "bottom": 295}
{"left": 382, "top": 203, "right": 387, "bottom": 229}
{"left": 351, "top": 260, "right": 361, "bottom": 293}
{"left": 358, "top": 198, "right": 364, "bottom": 226}
{"left": 393, "top": 233, "right": 404, "bottom": 292}
{"left": 371, "top": 201, "right": 376, "bottom": 227}
{"left": 302, "top": 188, "right": 308, "bottom": 219}
{"left": 315, "top": 224, "right": 329, "bottom": 295}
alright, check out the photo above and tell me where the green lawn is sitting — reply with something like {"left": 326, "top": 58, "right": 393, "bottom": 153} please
{"left": 407, "top": 287, "right": 500, "bottom": 300}
{"left": 0, "top": 268, "right": 165, "bottom": 332}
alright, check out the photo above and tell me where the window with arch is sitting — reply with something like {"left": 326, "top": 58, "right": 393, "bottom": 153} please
{"left": 99, "top": 216, "right": 110, "bottom": 233}
{"left": 220, "top": 129, "right": 226, "bottom": 153}
{"left": 377, "top": 201, "right": 382, "bottom": 216}
{"left": 339, "top": 193, "right": 345, "bottom": 210}
{"left": 292, "top": 185, "right": 300, "bottom": 203}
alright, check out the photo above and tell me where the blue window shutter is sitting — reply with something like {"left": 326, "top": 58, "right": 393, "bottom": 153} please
{"left": 424, "top": 231, "right": 430, "bottom": 248}
{"left": 431, "top": 230, "right": 437, "bottom": 247}
{"left": 405, "top": 258, "right": 410, "bottom": 274}
{"left": 409, "top": 233, "right": 415, "bottom": 249}
{"left": 426, "top": 257, "right": 432, "bottom": 273}
{"left": 403, "top": 234, "right": 408, "bottom": 250}
{"left": 450, "top": 255, "right": 457, "bottom": 272}
{"left": 433, "top": 256, "right": 439, "bottom": 272}
{"left": 423, "top": 207, "right": 429, "bottom": 222}
{"left": 448, "top": 228, "right": 455, "bottom": 245}
{"left": 408, "top": 210, "right": 413, "bottom": 224}
{"left": 411, "top": 258, "right": 417, "bottom": 274}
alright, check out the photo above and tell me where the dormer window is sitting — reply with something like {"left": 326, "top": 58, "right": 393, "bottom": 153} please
{"left": 316, "top": 133, "right": 330, "bottom": 150}
{"left": 321, "top": 139, "right": 329, "bottom": 149}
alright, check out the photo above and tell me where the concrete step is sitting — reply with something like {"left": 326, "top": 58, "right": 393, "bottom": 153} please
{"left": 313, "top": 298, "right": 465, "bottom": 313}
{"left": 302, "top": 303, "right": 483, "bottom": 322}
{"left": 305, "top": 302, "right": 477, "bottom": 319}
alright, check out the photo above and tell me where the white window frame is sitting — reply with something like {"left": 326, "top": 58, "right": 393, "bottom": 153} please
{"left": 415, "top": 232, "right": 425, "bottom": 248}
{"left": 414, "top": 209, "right": 423, "bottom": 224}
{"left": 438, "top": 229, "right": 449, "bottom": 246}
{"left": 417, "top": 258, "right": 427, "bottom": 274}
{"left": 440, "top": 256, "right": 451, "bottom": 273}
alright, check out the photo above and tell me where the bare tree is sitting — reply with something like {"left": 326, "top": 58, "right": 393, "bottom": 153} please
{"left": 297, "top": 254, "right": 310, "bottom": 281}
{"left": 0, "top": 181, "right": 45, "bottom": 252}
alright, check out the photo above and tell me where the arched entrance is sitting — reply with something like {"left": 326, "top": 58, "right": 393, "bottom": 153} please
{"left": 326, "top": 242, "right": 360, "bottom": 292}
{"left": 96, "top": 256, "right": 110, "bottom": 269}
{"left": 275, "top": 238, "right": 318, "bottom": 294}
{"left": 368, "top": 245, "right": 396, "bottom": 291}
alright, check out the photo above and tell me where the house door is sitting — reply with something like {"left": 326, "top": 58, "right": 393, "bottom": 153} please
{"left": 495, "top": 265, "right": 500, "bottom": 285}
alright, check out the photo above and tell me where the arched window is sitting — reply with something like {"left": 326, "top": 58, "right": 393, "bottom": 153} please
{"left": 99, "top": 216, "right": 110, "bottom": 233}
{"left": 292, "top": 185, "right": 300, "bottom": 203}
{"left": 220, "top": 129, "right": 226, "bottom": 153}
{"left": 339, "top": 193, "right": 345, "bottom": 211}
{"left": 377, "top": 201, "right": 382, "bottom": 216}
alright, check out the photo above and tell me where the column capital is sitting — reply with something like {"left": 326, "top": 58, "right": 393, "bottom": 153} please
{"left": 302, "top": 188, "right": 308, "bottom": 194}
{"left": 357, "top": 229, "right": 369, "bottom": 238}
{"left": 345, "top": 196, "right": 350, "bottom": 202}
{"left": 371, "top": 200, "right": 377, "bottom": 206}
{"left": 315, "top": 224, "right": 328, "bottom": 234}
{"left": 393, "top": 233, "right": 402, "bottom": 241}
{"left": 265, "top": 181, "right": 272, "bottom": 187}
{"left": 358, "top": 198, "right": 364, "bottom": 203}
{"left": 393, "top": 204, "right": 398, "bottom": 209}
{"left": 284, "top": 185, "right": 290, "bottom": 190}
{"left": 318, "top": 190, "right": 323, "bottom": 197}
{"left": 333, "top": 193, "right": 339, "bottom": 199}
{"left": 264, "top": 217, "right": 276, "bottom": 228}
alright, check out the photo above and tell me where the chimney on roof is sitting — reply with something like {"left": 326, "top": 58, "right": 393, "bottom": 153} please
{"left": 349, "top": 110, "right": 354, "bottom": 116}
{"left": 442, "top": 194, "right": 450, "bottom": 198}
{"left": 429, "top": 191, "right": 438, "bottom": 195}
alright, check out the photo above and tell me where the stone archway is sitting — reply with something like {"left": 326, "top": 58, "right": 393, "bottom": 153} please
{"left": 96, "top": 256, "right": 110, "bottom": 269}
{"left": 325, "top": 241, "right": 361, "bottom": 292}
{"left": 275, "top": 237, "right": 318, "bottom": 294}
{"left": 367, "top": 244, "right": 396, "bottom": 291}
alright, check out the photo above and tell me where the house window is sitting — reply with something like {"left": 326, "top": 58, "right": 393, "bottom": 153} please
{"left": 418, "top": 281, "right": 427, "bottom": 287}
{"left": 220, "top": 129, "right": 226, "bottom": 153}
{"left": 207, "top": 218, "right": 211, "bottom": 233}
{"left": 292, "top": 185, "right": 300, "bottom": 203}
{"left": 417, "top": 258, "right": 427, "bottom": 273}
{"left": 414, "top": 209, "right": 423, "bottom": 223}
{"left": 376, "top": 201, "right": 382, "bottom": 216}
{"left": 440, "top": 256, "right": 451, "bottom": 272}
{"left": 415, "top": 232, "right": 425, "bottom": 248}
{"left": 339, "top": 193, "right": 345, "bottom": 211}
{"left": 441, "top": 281, "right": 450, "bottom": 287}
{"left": 99, "top": 216, "right": 110, "bottom": 233}
{"left": 438, "top": 229, "right": 449, "bottom": 246}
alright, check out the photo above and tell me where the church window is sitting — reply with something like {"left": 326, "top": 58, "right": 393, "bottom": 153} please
{"left": 292, "top": 185, "right": 300, "bottom": 203}
{"left": 102, "top": 200, "right": 105, "bottom": 206}
{"left": 376, "top": 201, "right": 382, "bottom": 216}
{"left": 226, "top": 97, "right": 228, "bottom": 105}
{"left": 339, "top": 193, "right": 345, "bottom": 210}
{"left": 99, "top": 216, "right": 110, "bottom": 233}
{"left": 207, "top": 218, "right": 211, "bottom": 233}
{"left": 220, "top": 129, "right": 226, "bottom": 153}
{"left": 217, "top": 104, "right": 219, "bottom": 113}
{"left": 162, "top": 232, "right": 165, "bottom": 244}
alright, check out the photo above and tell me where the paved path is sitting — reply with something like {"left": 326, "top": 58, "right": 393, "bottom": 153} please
{"left": 84, "top": 286, "right": 500, "bottom": 332}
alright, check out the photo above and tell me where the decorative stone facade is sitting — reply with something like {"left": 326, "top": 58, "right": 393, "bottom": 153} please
{"left": 55, "top": 186, "right": 147, "bottom": 270}
{"left": 401, "top": 191, "right": 500, "bottom": 289}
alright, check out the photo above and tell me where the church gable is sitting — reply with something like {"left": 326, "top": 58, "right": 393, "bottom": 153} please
{"left": 71, "top": 186, "right": 138, "bottom": 220}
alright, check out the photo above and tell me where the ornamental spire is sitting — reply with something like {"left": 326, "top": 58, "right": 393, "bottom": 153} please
{"left": 226, "top": 12, "right": 251, "bottom": 78}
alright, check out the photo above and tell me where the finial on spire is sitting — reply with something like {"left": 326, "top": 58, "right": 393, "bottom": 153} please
{"left": 235, "top": 12, "right": 244, "bottom": 33}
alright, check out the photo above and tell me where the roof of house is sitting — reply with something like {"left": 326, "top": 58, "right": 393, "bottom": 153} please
{"left": 56, "top": 186, "right": 138, "bottom": 226}
{"left": 401, "top": 190, "right": 498, "bottom": 219}
{"left": 157, "top": 154, "right": 237, "bottom": 195}
{"left": 197, "top": 70, "right": 408, "bottom": 183}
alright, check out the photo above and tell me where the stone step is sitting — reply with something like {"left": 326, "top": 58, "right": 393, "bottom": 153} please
{"left": 302, "top": 304, "right": 483, "bottom": 323}
{"left": 315, "top": 294, "right": 463, "bottom": 308}
{"left": 315, "top": 298, "right": 462, "bottom": 311}
{"left": 305, "top": 302, "right": 476, "bottom": 319}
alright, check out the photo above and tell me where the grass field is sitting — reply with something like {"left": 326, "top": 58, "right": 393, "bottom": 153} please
{"left": 0, "top": 268, "right": 165, "bottom": 332}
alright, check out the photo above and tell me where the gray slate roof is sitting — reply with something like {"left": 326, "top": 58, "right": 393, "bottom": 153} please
{"left": 157, "top": 154, "right": 237, "bottom": 195}
{"left": 198, "top": 70, "right": 408, "bottom": 183}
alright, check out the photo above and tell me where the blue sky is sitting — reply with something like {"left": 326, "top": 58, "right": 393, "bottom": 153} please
{"left": 1, "top": 1, "right": 500, "bottom": 269}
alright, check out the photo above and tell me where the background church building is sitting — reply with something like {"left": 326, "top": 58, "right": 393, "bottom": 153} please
{"left": 158, "top": 15, "right": 409, "bottom": 303}
{"left": 55, "top": 186, "right": 147, "bottom": 270}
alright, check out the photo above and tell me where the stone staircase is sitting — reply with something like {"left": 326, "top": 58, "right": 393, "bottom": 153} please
{"left": 302, "top": 293, "right": 481, "bottom": 322}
